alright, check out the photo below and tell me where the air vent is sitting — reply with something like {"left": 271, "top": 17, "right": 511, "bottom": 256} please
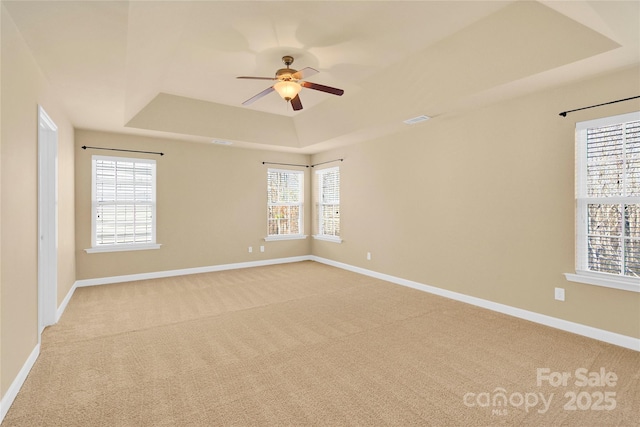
{"left": 403, "top": 115, "right": 430, "bottom": 125}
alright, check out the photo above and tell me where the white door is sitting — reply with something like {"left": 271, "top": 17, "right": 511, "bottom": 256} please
{"left": 38, "top": 106, "right": 58, "bottom": 335}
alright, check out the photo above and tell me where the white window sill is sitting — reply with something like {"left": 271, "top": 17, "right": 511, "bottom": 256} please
{"left": 85, "top": 243, "right": 162, "bottom": 254}
{"left": 564, "top": 271, "right": 640, "bottom": 293}
{"left": 313, "top": 235, "right": 343, "bottom": 243}
{"left": 264, "top": 235, "right": 307, "bottom": 242}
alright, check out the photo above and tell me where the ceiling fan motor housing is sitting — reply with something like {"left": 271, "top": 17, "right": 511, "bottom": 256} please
{"left": 276, "top": 55, "right": 296, "bottom": 80}
{"left": 276, "top": 68, "right": 297, "bottom": 81}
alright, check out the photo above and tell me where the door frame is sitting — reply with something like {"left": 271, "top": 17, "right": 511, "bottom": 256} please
{"left": 38, "top": 105, "right": 58, "bottom": 335}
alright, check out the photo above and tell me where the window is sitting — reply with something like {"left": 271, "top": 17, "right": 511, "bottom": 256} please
{"left": 315, "top": 166, "right": 341, "bottom": 242}
{"left": 266, "top": 169, "right": 305, "bottom": 240}
{"left": 568, "top": 111, "right": 640, "bottom": 291}
{"left": 87, "top": 155, "right": 159, "bottom": 253}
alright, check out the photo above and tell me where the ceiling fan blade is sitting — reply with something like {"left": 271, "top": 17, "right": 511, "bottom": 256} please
{"left": 237, "top": 76, "right": 277, "bottom": 81}
{"left": 290, "top": 94, "right": 303, "bottom": 111}
{"left": 300, "top": 81, "right": 344, "bottom": 96}
{"left": 242, "top": 86, "right": 275, "bottom": 105}
{"left": 291, "top": 67, "right": 318, "bottom": 80}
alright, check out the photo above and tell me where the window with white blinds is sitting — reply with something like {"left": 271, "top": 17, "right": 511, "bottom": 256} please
{"left": 315, "top": 167, "right": 341, "bottom": 242}
{"left": 574, "top": 111, "right": 640, "bottom": 287}
{"left": 267, "top": 169, "right": 304, "bottom": 239}
{"left": 89, "top": 155, "right": 159, "bottom": 252}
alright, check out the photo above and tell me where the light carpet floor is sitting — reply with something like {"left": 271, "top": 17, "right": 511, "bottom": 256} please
{"left": 3, "top": 261, "right": 639, "bottom": 426}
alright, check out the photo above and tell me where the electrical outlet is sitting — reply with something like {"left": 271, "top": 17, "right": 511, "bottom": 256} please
{"left": 367, "top": 252, "right": 371, "bottom": 261}
{"left": 248, "top": 246, "right": 252, "bottom": 253}
{"left": 554, "top": 287, "right": 565, "bottom": 301}
{"left": 260, "top": 245, "right": 265, "bottom": 253}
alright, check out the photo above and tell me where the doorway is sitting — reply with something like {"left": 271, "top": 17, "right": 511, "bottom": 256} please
{"left": 38, "top": 105, "right": 58, "bottom": 335}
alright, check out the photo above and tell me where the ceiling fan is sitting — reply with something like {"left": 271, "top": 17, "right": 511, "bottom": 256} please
{"left": 237, "top": 56, "right": 344, "bottom": 111}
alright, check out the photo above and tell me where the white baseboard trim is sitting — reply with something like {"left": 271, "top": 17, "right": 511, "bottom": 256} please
{"left": 0, "top": 344, "right": 40, "bottom": 424}
{"left": 310, "top": 256, "right": 640, "bottom": 352}
{"left": 75, "top": 256, "right": 312, "bottom": 288}
{"left": 56, "top": 281, "right": 78, "bottom": 322}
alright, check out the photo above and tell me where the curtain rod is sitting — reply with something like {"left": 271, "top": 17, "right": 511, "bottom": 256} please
{"left": 262, "top": 161, "right": 309, "bottom": 168}
{"left": 311, "top": 158, "right": 343, "bottom": 168}
{"left": 559, "top": 95, "right": 640, "bottom": 117}
{"left": 82, "top": 146, "right": 164, "bottom": 156}
{"left": 262, "top": 159, "right": 344, "bottom": 168}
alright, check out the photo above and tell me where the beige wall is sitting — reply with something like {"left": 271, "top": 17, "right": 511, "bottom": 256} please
{"left": 0, "top": 2, "right": 3, "bottom": 399}
{"left": 0, "top": 6, "right": 76, "bottom": 397}
{"left": 74, "top": 130, "right": 311, "bottom": 280}
{"left": 311, "top": 65, "right": 640, "bottom": 339}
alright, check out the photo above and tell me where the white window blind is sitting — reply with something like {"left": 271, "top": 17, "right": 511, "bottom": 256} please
{"left": 91, "top": 155, "right": 157, "bottom": 250}
{"left": 576, "top": 112, "right": 640, "bottom": 281}
{"left": 267, "top": 169, "right": 303, "bottom": 237}
{"left": 316, "top": 167, "right": 340, "bottom": 239}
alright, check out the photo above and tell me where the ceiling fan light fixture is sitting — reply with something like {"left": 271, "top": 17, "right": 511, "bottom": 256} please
{"left": 274, "top": 80, "right": 301, "bottom": 101}
{"left": 238, "top": 56, "right": 342, "bottom": 110}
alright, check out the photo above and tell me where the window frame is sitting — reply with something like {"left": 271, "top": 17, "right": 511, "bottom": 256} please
{"left": 314, "top": 166, "right": 342, "bottom": 243}
{"left": 265, "top": 168, "right": 306, "bottom": 241}
{"left": 565, "top": 111, "right": 640, "bottom": 292}
{"left": 86, "top": 155, "right": 160, "bottom": 253}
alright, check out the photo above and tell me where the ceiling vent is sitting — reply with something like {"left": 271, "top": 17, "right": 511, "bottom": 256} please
{"left": 403, "top": 115, "right": 430, "bottom": 125}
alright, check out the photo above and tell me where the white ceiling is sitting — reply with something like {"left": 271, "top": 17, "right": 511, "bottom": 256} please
{"left": 3, "top": 1, "right": 639, "bottom": 153}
